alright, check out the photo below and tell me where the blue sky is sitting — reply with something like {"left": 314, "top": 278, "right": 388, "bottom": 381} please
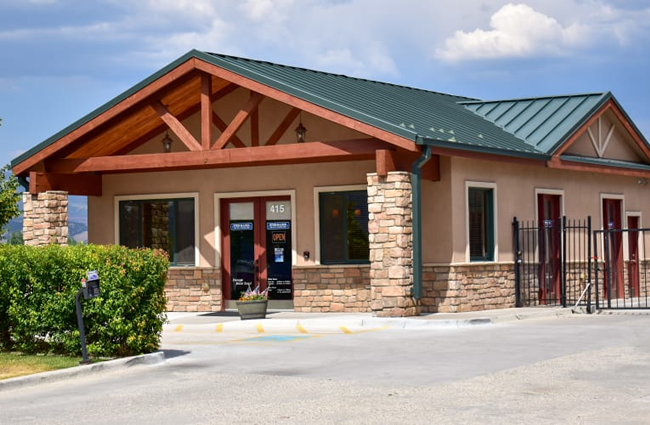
{"left": 1, "top": 0, "right": 650, "bottom": 166}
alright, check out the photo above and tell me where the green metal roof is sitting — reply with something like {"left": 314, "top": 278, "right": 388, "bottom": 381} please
{"left": 460, "top": 93, "right": 611, "bottom": 154}
{"left": 13, "top": 50, "right": 646, "bottom": 168}
{"left": 198, "top": 51, "right": 550, "bottom": 159}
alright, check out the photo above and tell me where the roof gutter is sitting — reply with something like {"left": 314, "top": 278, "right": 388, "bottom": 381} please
{"left": 411, "top": 141, "right": 432, "bottom": 300}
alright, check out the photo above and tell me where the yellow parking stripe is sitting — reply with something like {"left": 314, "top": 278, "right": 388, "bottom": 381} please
{"left": 296, "top": 324, "right": 308, "bottom": 333}
{"left": 340, "top": 326, "right": 353, "bottom": 334}
{"left": 215, "top": 323, "right": 223, "bottom": 333}
{"left": 174, "top": 325, "right": 184, "bottom": 332}
{"left": 256, "top": 323, "right": 265, "bottom": 333}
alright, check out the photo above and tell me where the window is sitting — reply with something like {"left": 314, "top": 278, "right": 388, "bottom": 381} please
{"left": 119, "top": 197, "right": 196, "bottom": 266}
{"left": 468, "top": 187, "right": 494, "bottom": 261}
{"left": 319, "top": 191, "right": 369, "bottom": 264}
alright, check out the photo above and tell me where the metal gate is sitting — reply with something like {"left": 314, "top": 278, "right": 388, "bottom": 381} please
{"left": 593, "top": 228, "right": 650, "bottom": 309}
{"left": 513, "top": 217, "right": 592, "bottom": 308}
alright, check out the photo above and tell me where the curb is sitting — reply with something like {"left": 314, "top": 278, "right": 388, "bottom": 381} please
{"left": 0, "top": 351, "right": 165, "bottom": 392}
{"left": 163, "top": 308, "right": 574, "bottom": 334}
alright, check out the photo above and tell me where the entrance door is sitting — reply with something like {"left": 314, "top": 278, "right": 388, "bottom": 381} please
{"left": 627, "top": 216, "right": 640, "bottom": 297}
{"left": 222, "top": 197, "right": 293, "bottom": 309}
{"left": 603, "top": 198, "right": 623, "bottom": 299}
{"left": 538, "top": 194, "right": 561, "bottom": 304}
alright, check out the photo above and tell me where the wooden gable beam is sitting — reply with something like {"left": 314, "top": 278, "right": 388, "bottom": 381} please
{"left": 47, "top": 138, "right": 389, "bottom": 173}
{"left": 213, "top": 91, "right": 264, "bottom": 150}
{"left": 194, "top": 60, "right": 420, "bottom": 154}
{"left": 115, "top": 82, "right": 242, "bottom": 156}
{"left": 376, "top": 149, "right": 441, "bottom": 181}
{"left": 266, "top": 108, "right": 301, "bottom": 146}
{"left": 29, "top": 171, "right": 102, "bottom": 196}
{"left": 211, "top": 112, "right": 246, "bottom": 148}
{"left": 151, "top": 101, "right": 202, "bottom": 151}
{"left": 13, "top": 58, "right": 200, "bottom": 176}
{"left": 201, "top": 73, "right": 213, "bottom": 150}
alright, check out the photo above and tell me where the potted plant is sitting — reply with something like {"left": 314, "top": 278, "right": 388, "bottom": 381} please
{"left": 236, "top": 286, "right": 269, "bottom": 320}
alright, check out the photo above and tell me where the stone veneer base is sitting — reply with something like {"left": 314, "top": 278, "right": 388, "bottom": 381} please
{"left": 162, "top": 263, "right": 517, "bottom": 313}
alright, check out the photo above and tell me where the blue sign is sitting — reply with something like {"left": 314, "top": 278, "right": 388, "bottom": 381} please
{"left": 230, "top": 222, "right": 253, "bottom": 231}
{"left": 267, "top": 221, "right": 290, "bottom": 230}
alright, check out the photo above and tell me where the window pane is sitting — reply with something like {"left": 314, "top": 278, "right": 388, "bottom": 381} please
{"left": 346, "top": 191, "right": 369, "bottom": 260}
{"left": 320, "top": 191, "right": 369, "bottom": 264}
{"left": 118, "top": 198, "right": 196, "bottom": 266}
{"left": 468, "top": 188, "right": 493, "bottom": 261}
{"left": 175, "top": 199, "right": 195, "bottom": 265}
{"left": 119, "top": 201, "right": 141, "bottom": 248}
{"left": 320, "top": 193, "right": 346, "bottom": 263}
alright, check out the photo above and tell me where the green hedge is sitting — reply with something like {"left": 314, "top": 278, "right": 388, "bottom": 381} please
{"left": 0, "top": 244, "right": 169, "bottom": 357}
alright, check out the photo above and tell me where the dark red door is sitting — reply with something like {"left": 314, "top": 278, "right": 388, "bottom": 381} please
{"left": 538, "top": 194, "right": 561, "bottom": 304}
{"left": 221, "top": 197, "right": 293, "bottom": 306}
{"left": 603, "top": 199, "right": 623, "bottom": 299}
{"left": 627, "top": 216, "right": 640, "bottom": 297}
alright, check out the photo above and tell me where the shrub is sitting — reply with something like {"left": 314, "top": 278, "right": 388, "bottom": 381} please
{"left": 0, "top": 244, "right": 169, "bottom": 357}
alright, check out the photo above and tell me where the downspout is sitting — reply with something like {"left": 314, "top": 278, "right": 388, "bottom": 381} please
{"left": 411, "top": 141, "right": 432, "bottom": 300}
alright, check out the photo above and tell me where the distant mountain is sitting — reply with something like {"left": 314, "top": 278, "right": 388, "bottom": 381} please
{"left": 3, "top": 195, "right": 88, "bottom": 243}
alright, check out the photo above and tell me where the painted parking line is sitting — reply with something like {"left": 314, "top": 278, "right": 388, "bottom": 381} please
{"left": 165, "top": 323, "right": 390, "bottom": 334}
{"left": 240, "top": 335, "right": 317, "bottom": 343}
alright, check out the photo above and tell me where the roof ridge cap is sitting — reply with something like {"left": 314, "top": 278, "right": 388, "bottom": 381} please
{"left": 200, "top": 50, "right": 475, "bottom": 101}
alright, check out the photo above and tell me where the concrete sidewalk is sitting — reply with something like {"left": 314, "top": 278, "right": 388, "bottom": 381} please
{"left": 164, "top": 306, "right": 577, "bottom": 334}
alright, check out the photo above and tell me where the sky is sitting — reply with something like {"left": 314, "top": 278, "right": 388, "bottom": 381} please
{"left": 1, "top": 0, "right": 650, "bottom": 167}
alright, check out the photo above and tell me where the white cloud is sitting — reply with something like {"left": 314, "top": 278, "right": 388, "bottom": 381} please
{"left": 436, "top": 3, "right": 589, "bottom": 62}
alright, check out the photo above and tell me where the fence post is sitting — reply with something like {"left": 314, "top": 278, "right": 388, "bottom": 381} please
{"left": 587, "top": 216, "right": 592, "bottom": 313}
{"left": 561, "top": 216, "right": 567, "bottom": 307}
{"left": 513, "top": 217, "right": 521, "bottom": 308}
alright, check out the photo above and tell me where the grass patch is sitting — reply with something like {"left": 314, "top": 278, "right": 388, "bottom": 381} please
{"left": 0, "top": 352, "right": 81, "bottom": 380}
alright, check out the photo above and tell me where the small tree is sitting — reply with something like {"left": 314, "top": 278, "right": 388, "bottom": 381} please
{"left": 0, "top": 119, "right": 21, "bottom": 234}
{"left": 8, "top": 231, "right": 23, "bottom": 245}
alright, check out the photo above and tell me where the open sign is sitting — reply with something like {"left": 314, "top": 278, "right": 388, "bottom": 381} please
{"left": 272, "top": 231, "right": 286, "bottom": 243}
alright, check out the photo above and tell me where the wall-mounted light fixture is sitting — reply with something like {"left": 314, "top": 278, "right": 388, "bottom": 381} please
{"left": 638, "top": 177, "right": 647, "bottom": 185}
{"left": 162, "top": 132, "right": 173, "bottom": 153}
{"left": 295, "top": 112, "right": 307, "bottom": 143}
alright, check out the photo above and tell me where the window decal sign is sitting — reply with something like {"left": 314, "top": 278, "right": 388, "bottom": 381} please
{"left": 231, "top": 222, "right": 253, "bottom": 231}
{"left": 267, "top": 221, "right": 290, "bottom": 230}
{"left": 266, "top": 220, "right": 292, "bottom": 300}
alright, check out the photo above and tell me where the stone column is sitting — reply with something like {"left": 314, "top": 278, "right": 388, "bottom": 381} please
{"left": 22, "top": 191, "right": 69, "bottom": 246}
{"left": 367, "top": 172, "right": 419, "bottom": 317}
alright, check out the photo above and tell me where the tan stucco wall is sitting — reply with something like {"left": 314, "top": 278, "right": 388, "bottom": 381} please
{"left": 88, "top": 160, "right": 375, "bottom": 268}
{"left": 442, "top": 156, "right": 649, "bottom": 264}
{"left": 90, "top": 152, "right": 650, "bottom": 270}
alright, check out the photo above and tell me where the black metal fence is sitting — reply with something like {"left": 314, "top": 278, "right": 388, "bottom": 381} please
{"left": 593, "top": 228, "right": 650, "bottom": 309}
{"left": 513, "top": 217, "right": 592, "bottom": 308}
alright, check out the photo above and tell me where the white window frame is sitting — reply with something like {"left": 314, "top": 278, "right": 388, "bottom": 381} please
{"left": 534, "top": 188, "right": 565, "bottom": 220}
{"left": 114, "top": 192, "right": 200, "bottom": 267}
{"left": 465, "top": 181, "right": 498, "bottom": 263}
{"left": 314, "top": 185, "right": 367, "bottom": 265}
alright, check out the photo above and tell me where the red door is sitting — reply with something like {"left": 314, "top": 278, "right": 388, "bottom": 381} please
{"left": 221, "top": 197, "right": 293, "bottom": 307}
{"left": 538, "top": 194, "right": 561, "bottom": 304}
{"left": 602, "top": 199, "right": 623, "bottom": 299}
{"left": 627, "top": 216, "right": 640, "bottom": 297}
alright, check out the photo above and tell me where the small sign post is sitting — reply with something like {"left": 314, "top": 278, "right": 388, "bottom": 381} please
{"left": 76, "top": 270, "right": 100, "bottom": 365}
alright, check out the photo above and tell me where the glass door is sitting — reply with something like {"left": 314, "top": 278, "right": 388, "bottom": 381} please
{"left": 222, "top": 197, "right": 293, "bottom": 309}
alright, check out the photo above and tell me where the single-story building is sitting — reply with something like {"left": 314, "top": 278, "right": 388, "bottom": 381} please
{"left": 11, "top": 50, "right": 650, "bottom": 316}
